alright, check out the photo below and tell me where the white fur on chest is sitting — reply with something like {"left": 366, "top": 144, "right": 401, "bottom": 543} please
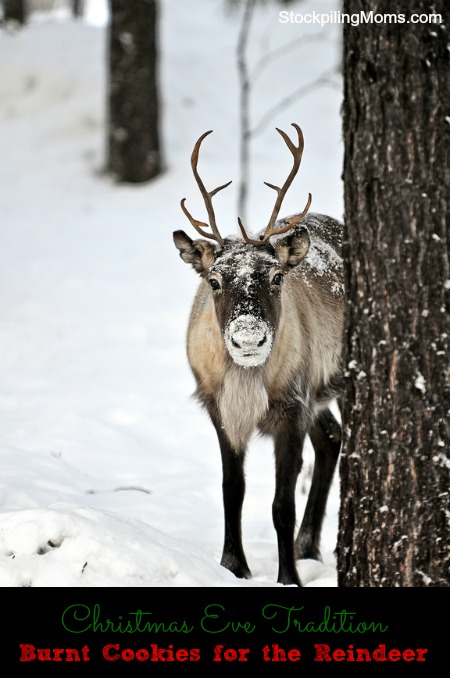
{"left": 218, "top": 366, "right": 268, "bottom": 450}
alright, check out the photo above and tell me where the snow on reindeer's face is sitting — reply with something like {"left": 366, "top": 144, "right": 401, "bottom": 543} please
{"left": 207, "top": 239, "right": 284, "bottom": 368}
{"left": 173, "top": 227, "right": 311, "bottom": 369}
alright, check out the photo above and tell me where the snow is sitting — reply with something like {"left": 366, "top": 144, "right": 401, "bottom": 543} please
{"left": 414, "top": 372, "right": 426, "bottom": 393}
{"left": 0, "top": 0, "right": 343, "bottom": 587}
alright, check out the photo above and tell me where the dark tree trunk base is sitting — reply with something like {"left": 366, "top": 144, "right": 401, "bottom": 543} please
{"left": 3, "top": 0, "right": 26, "bottom": 24}
{"left": 107, "top": 0, "right": 161, "bottom": 183}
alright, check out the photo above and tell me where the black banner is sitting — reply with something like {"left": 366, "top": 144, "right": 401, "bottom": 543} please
{"left": 6, "top": 587, "right": 444, "bottom": 676}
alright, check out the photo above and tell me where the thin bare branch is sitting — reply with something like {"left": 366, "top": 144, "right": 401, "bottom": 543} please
{"left": 250, "top": 32, "right": 327, "bottom": 86}
{"left": 251, "top": 66, "right": 340, "bottom": 138}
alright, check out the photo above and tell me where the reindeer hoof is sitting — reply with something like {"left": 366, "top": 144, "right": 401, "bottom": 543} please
{"left": 221, "top": 554, "right": 251, "bottom": 580}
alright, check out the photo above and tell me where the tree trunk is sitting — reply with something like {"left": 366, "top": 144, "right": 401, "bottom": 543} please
{"left": 2, "top": 0, "right": 26, "bottom": 24}
{"left": 338, "top": 1, "right": 450, "bottom": 586}
{"left": 72, "top": 0, "right": 84, "bottom": 19}
{"left": 107, "top": 0, "right": 161, "bottom": 183}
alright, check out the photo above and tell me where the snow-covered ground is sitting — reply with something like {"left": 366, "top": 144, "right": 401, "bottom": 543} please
{"left": 0, "top": 0, "right": 343, "bottom": 587}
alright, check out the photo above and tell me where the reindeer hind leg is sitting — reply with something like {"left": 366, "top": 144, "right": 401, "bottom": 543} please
{"left": 295, "top": 407, "right": 341, "bottom": 561}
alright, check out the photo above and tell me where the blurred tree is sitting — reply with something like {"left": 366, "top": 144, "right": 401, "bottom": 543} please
{"left": 72, "top": 0, "right": 83, "bottom": 18}
{"left": 2, "top": 0, "right": 27, "bottom": 24}
{"left": 338, "top": 1, "right": 450, "bottom": 586}
{"left": 107, "top": 0, "right": 161, "bottom": 183}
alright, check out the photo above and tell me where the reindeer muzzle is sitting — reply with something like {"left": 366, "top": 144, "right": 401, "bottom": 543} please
{"left": 224, "top": 315, "right": 273, "bottom": 368}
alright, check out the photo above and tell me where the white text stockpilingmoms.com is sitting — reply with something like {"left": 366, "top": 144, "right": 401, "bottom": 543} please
{"left": 279, "top": 10, "right": 443, "bottom": 27}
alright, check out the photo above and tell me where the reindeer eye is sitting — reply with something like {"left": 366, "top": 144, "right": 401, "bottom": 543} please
{"left": 272, "top": 273, "right": 283, "bottom": 285}
{"left": 209, "top": 278, "right": 221, "bottom": 291}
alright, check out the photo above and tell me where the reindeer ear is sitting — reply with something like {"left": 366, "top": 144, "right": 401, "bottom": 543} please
{"left": 275, "top": 226, "right": 310, "bottom": 269}
{"left": 173, "top": 231, "right": 216, "bottom": 274}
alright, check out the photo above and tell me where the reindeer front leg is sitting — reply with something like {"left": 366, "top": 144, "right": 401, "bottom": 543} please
{"left": 272, "top": 422, "right": 305, "bottom": 586}
{"left": 212, "top": 421, "right": 251, "bottom": 580}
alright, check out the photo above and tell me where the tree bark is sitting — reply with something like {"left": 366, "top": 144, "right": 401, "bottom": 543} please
{"left": 107, "top": 0, "right": 161, "bottom": 183}
{"left": 338, "top": 1, "right": 450, "bottom": 586}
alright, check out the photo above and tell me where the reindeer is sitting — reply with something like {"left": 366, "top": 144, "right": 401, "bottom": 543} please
{"left": 173, "top": 124, "right": 343, "bottom": 586}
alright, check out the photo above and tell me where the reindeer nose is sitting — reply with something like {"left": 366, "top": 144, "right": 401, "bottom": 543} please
{"left": 231, "top": 333, "right": 267, "bottom": 349}
{"left": 225, "top": 315, "right": 274, "bottom": 367}
{"left": 229, "top": 317, "right": 267, "bottom": 350}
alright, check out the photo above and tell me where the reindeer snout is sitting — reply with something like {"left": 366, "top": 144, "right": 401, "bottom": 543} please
{"left": 225, "top": 315, "right": 273, "bottom": 367}
{"left": 231, "top": 320, "right": 267, "bottom": 349}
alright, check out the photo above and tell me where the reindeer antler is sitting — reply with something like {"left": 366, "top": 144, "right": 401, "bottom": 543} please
{"left": 180, "top": 131, "right": 231, "bottom": 245}
{"left": 238, "top": 123, "right": 312, "bottom": 246}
